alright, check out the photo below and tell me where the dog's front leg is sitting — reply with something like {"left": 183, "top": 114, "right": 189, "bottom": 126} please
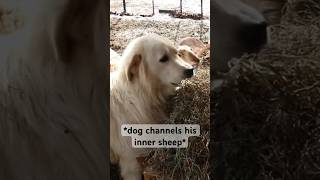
{"left": 119, "top": 156, "right": 142, "bottom": 180}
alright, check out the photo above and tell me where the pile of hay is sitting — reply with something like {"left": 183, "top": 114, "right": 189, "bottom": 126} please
{"left": 213, "top": 0, "right": 320, "bottom": 179}
{"left": 168, "top": 10, "right": 208, "bottom": 20}
{"left": 143, "top": 49, "right": 210, "bottom": 180}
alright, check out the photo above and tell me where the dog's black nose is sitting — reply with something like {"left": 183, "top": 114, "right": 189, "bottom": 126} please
{"left": 184, "top": 68, "right": 194, "bottom": 78}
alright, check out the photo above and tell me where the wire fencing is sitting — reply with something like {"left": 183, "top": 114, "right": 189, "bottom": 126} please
{"left": 110, "top": 0, "right": 209, "bottom": 17}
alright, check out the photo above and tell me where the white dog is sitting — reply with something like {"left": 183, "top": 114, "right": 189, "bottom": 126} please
{"left": 110, "top": 34, "right": 195, "bottom": 180}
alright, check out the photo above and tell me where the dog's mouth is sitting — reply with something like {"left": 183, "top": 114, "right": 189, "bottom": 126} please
{"left": 170, "top": 82, "right": 182, "bottom": 86}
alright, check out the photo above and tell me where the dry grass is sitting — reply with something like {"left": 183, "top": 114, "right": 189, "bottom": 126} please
{"left": 110, "top": 16, "right": 209, "bottom": 53}
{"left": 213, "top": 0, "right": 320, "bottom": 179}
{"left": 143, "top": 51, "right": 210, "bottom": 180}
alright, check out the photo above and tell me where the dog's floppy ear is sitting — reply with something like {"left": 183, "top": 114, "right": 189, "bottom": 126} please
{"left": 126, "top": 54, "right": 142, "bottom": 81}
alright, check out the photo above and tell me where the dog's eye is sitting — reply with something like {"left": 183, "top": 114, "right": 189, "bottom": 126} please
{"left": 159, "top": 55, "right": 169, "bottom": 63}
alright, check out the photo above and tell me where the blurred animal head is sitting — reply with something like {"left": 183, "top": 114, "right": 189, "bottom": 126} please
{"left": 213, "top": 0, "right": 269, "bottom": 75}
{"left": 241, "top": 0, "right": 285, "bottom": 24}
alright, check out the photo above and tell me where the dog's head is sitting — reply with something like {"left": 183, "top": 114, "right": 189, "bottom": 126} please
{"left": 120, "top": 34, "right": 195, "bottom": 94}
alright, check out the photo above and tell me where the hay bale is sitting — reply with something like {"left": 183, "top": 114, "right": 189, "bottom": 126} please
{"left": 144, "top": 49, "right": 210, "bottom": 180}
{"left": 213, "top": 0, "right": 320, "bottom": 179}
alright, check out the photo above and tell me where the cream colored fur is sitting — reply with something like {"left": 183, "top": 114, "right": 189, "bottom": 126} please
{"left": 110, "top": 34, "right": 194, "bottom": 180}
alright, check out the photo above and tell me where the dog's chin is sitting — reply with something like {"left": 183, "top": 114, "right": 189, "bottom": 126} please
{"left": 159, "top": 82, "right": 181, "bottom": 96}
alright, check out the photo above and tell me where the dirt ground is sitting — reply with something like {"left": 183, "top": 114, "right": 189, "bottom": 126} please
{"left": 110, "top": 15, "right": 210, "bottom": 180}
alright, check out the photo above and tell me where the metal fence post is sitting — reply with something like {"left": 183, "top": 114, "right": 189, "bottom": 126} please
{"left": 123, "top": 0, "right": 126, "bottom": 13}
{"left": 201, "top": 0, "right": 203, "bottom": 18}
{"left": 152, "top": 0, "right": 155, "bottom": 15}
{"left": 180, "top": 0, "right": 182, "bottom": 13}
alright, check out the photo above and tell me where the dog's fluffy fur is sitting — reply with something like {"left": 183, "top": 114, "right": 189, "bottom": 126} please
{"left": 0, "top": 0, "right": 108, "bottom": 179}
{"left": 110, "top": 34, "right": 194, "bottom": 180}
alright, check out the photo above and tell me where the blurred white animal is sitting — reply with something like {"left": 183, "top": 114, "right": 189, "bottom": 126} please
{"left": 0, "top": 0, "right": 108, "bottom": 179}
